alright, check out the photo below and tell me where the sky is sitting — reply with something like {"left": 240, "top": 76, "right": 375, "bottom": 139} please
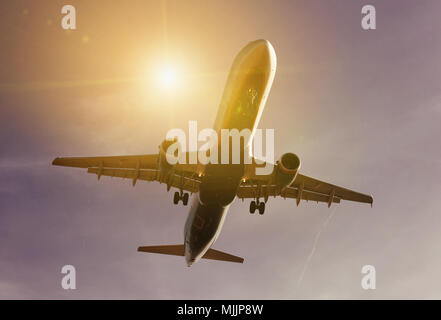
{"left": 1, "top": 0, "right": 441, "bottom": 299}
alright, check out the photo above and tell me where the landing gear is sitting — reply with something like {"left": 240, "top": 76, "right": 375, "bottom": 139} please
{"left": 183, "top": 192, "right": 189, "bottom": 206}
{"left": 249, "top": 201, "right": 256, "bottom": 214}
{"left": 173, "top": 191, "right": 180, "bottom": 205}
{"left": 173, "top": 191, "right": 189, "bottom": 206}
{"left": 249, "top": 200, "right": 265, "bottom": 215}
{"left": 258, "top": 202, "right": 265, "bottom": 215}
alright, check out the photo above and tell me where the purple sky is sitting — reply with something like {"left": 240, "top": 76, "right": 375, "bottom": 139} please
{"left": 1, "top": 0, "right": 441, "bottom": 299}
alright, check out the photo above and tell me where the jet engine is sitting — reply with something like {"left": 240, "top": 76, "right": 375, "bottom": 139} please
{"left": 158, "top": 138, "right": 180, "bottom": 172}
{"left": 275, "top": 152, "right": 301, "bottom": 188}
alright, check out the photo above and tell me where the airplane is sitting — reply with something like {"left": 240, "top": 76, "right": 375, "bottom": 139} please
{"left": 52, "top": 39, "right": 373, "bottom": 266}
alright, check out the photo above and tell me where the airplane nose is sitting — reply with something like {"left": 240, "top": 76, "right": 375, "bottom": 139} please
{"left": 235, "top": 39, "right": 277, "bottom": 75}
{"left": 246, "top": 39, "right": 275, "bottom": 56}
{"left": 250, "top": 39, "right": 273, "bottom": 50}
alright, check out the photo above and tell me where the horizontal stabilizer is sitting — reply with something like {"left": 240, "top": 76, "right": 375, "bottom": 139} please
{"left": 202, "top": 248, "right": 244, "bottom": 263}
{"left": 138, "top": 244, "right": 185, "bottom": 256}
{"left": 137, "top": 245, "right": 244, "bottom": 264}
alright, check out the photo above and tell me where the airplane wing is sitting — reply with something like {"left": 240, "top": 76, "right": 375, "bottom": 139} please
{"left": 292, "top": 173, "right": 373, "bottom": 205}
{"left": 237, "top": 184, "right": 342, "bottom": 205}
{"left": 52, "top": 155, "right": 201, "bottom": 193}
{"left": 53, "top": 155, "right": 373, "bottom": 206}
{"left": 238, "top": 167, "right": 373, "bottom": 207}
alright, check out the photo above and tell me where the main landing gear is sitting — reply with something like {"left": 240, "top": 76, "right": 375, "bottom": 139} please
{"left": 249, "top": 199, "right": 265, "bottom": 215}
{"left": 173, "top": 190, "right": 189, "bottom": 206}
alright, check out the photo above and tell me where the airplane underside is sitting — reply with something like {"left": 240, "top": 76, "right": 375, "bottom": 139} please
{"left": 52, "top": 39, "right": 373, "bottom": 267}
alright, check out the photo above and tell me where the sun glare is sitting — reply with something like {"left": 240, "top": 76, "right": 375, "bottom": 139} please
{"left": 158, "top": 65, "right": 179, "bottom": 89}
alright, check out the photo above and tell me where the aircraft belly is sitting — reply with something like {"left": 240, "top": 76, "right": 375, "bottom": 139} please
{"left": 199, "top": 163, "right": 244, "bottom": 206}
{"left": 184, "top": 196, "right": 230, "bottom": 265}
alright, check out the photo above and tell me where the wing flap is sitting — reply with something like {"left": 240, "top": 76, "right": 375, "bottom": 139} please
{"left": 293, "top": 174, "right": 373, "bottom": 205}
{"left": 236, "top": 185, "right": 340, "bottom": 204}
{"left": 87, "top": 167, "right": 157, "bottom": 181}
{"left": 242, "top": 157, "right": 372, "bottom": 206}
{"left": 87, "top": 167, "right": 200, "bottom": 193}
{"left": 52, "top": 154, "right": 158, "bottom": 170}
{"left": 52, "top": 154, "right": 201, "bottom": 193}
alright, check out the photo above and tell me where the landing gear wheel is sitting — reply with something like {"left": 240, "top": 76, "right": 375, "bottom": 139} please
{"left": 173, "top": 191, "right": 180, "bottom": 205}
{"left": 183, "top": 193, "right": 189, "bottom": 206}
{"left": 249, "top": 201, "right": 256, "bottom": 214}
{"left": 258, "top": 202, "right": 265, "bottom": 215}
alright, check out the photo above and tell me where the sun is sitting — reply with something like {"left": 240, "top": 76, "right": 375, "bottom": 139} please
{"left": 158, "top": 65, "right": 179, "bottom": 89}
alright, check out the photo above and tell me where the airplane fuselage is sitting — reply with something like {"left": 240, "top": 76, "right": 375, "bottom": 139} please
{"left": 184, "top": 40, "right": 277, "bottom": 266}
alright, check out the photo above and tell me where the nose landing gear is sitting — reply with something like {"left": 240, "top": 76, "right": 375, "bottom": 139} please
{"left": 249, "top": 199, "right": 265, "bottom": 215}
{"left": 173, "top": 190, "right": 189, "bottom": 206}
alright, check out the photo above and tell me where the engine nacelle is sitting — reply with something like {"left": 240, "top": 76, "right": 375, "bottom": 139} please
{"left": 275, "top": 152, "right": 301, "bottom": 188}
{"left": 158, "top": 138, "right": 179, "bottom": 172}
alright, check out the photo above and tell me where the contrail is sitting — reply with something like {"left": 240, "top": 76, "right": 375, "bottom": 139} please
{"left": 297, "top": 207, "right": 337, "bottom": 289}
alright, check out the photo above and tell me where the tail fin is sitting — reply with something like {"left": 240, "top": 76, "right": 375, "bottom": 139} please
{"left": 137, "top": 245, "right": 244, "bottom": 264}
